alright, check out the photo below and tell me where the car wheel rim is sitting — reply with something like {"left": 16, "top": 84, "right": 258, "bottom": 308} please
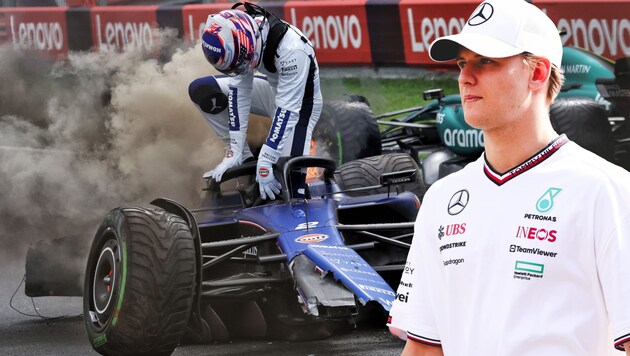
{"left": 90, "top": 238, "right": 119, "bottom": 329}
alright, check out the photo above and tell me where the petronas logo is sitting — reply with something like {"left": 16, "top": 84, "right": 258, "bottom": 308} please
{"left": 536, "top": 188, "right": 562, "bottom": 213}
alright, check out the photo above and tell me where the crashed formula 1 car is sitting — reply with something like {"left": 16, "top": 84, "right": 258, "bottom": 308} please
{"left": 75, "top": 153, "right": 421, "bottom": 355}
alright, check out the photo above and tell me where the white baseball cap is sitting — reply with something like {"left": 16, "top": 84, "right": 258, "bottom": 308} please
{"left": 429, "top": 0, "right": 562, "bottom": 67}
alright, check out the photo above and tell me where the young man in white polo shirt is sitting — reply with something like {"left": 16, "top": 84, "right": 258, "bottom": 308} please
{"left": 388, "top": 0, "right": 630, "bottom": 355}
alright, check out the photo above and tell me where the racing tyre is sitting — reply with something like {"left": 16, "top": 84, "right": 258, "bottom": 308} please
{"left": 313, "top": 98, "right": 382, "bottom": 165}
{"left": 549, "top": 97, "right": 615, "bottom": 162}
{"left": 83, "top": 207, "right": 196, "bottom": 356}
{"left": 335, "top": 152, "right": 425, "bottom": 199}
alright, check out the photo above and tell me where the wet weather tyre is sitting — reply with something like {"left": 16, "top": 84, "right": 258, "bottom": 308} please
{"left": 335, "top": 153, "right": 425, "bottom": 199}
{"left": 313, "top": 99, "right": 382, "bottom": 165}
{"left": 83, "top": 207, "right": 196, "bottom": 356}
{"left": 549, "top": 97, "right": 615, "bottom": 162}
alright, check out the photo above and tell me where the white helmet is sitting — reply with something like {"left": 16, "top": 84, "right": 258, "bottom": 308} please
{"left": 201, "top": 9, "right": 263, "bottom": 76}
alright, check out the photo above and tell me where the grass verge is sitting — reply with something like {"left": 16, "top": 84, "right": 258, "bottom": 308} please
{"left": 320, "top": 75, "right": 459, "bottom": 116}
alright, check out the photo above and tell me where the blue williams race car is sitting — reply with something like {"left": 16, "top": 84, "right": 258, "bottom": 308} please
{"left": 79, "top": 153, "right": 423, "bottom": 355}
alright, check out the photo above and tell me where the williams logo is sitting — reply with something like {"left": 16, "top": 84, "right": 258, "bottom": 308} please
{"left": 513, "top": 260, "right": 544, "bottom": 281}
{"left": 447, "top": 190, "right": 469, "bottom": 215}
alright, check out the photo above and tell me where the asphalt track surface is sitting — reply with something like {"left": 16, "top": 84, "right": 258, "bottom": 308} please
{"left": 0, "top": 252, "right": 405, "bottom": 356}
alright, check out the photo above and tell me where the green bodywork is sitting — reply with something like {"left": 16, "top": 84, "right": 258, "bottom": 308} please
{"left": 435, "top": 46, "right": 615, "bottom": 156}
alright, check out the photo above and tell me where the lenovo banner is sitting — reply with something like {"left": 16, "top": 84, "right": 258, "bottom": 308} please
{"left": 90, "top": 6, "right": 158, "bottom": 53}
{"left": 1, "top": 7, "right": 70, "bottom": 57}
{"left": 399, "top": 0, "right": 476, "bottom": 66}
{"left": 285, "top": 0, "right": 372, "bottom": 65}
{"left": 400, "top": 0, "right": 630, "bottom": 66}
{"left": 537, "top": 0, "right": 630, "bottom": 60}
{"left": 181, "top": 4, "right": 232, "bottom": 45}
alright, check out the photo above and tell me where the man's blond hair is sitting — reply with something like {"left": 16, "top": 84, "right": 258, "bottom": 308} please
{"left": 522, "top": 53, "right": 565, "bottom": 103}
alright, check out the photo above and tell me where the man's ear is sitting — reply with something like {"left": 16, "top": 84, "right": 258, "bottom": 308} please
{"left": 530, "top": 57, "right": 552, "bottom": 93}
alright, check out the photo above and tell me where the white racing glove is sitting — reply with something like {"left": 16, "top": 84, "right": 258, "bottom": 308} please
{"left": 257, "top": 144, "right": 282, "bottom": 200}
{"left": 203, "top": 131, "right": 246, "bottom": 182}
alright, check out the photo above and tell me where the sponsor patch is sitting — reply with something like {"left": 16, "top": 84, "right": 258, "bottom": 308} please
{"left": 295, "top": 233, "right": 329, "bottom": 244}
{"left": 515, "top": 226, "right": 557, "bottom": 242}
{"left": 509, "top": 244, "right": 557, "bottom": 258}
{"left": 439, "top": 241, "right": 466, "bottom": 252}
{"left": 447, "top": 189, "right": 469, "bottom": 215}
{"left": 536, "top": 187, "right": 562, "bottom": 213}
{"left": 438, "top": 223, "right": 466, "bottom": 239}
{"left": 513, "top": 260, "right": 545, "bottom": 280}
{"left": 443, "top": 258, "right": 464, "bottom": 266}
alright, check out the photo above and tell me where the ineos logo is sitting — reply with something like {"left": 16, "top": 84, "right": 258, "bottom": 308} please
{"left": 447, "top": 189, "right": 469, "bottom": 215}
{"left": 468, "top": 3, "right": 494, "bottom": 26}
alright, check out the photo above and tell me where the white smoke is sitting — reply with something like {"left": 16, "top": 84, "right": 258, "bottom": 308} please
{"left": 0, "top": 36, "right": 227, "bottom": 263}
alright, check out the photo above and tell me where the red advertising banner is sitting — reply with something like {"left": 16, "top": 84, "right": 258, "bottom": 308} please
{"left": 0, "top": 7, "right": 70, "bottom": 58}
{"left": 400, "top": 0, "right": 630, "bottom": 66}
{"left": 536, "top": 0, "right": 630, "bottom": 60}
{"left": 90, "top": 6, "right": 158, "bottom": 53}
{"left": 2, "top": 1, "right": 629, "bottom": 67}
{"left": 181, "top": 4, "right": 233, "bottom": 45}
{"left": 285, "top": 0, "right": 372, "bottom": 64}
{"left": 399, "top": 0, "right": 476, "bottom": 66}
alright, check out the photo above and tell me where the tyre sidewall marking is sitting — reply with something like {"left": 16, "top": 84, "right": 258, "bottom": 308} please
{"left": 111, "top": 238, "right": 127, "bottom": 327}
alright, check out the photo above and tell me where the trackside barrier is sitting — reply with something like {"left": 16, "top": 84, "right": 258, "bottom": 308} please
{"left": 1, "top": 0, "right": 629, "bottom": 65}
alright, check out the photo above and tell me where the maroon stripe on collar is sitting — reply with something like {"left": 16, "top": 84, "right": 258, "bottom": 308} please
{"left": 484, "top": 135, "right": 569, "bottom": 186}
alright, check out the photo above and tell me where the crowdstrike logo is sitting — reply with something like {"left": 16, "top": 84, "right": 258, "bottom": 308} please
{"left": 447, "top": 190, "right": 469, "bottom": 215}
{"left": 468, "top": 3, "right": 494, "bottom": 26}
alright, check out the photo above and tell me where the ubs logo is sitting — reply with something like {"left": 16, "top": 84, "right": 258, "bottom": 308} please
{"left": 468, "top": 3, "right": 494, "bottom": 26}
{"left": 438, "top": 223, "right": 467, "bottom": 239}
{"left": 448, "top": 190, "right": 469, "bottom": 215}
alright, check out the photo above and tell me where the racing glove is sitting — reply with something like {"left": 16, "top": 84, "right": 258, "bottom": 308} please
{"left": 256, "top": 144, "right": 282, "bottom": 200}
{"left": 203, "top": 131, "right": 246, "bottom": 182}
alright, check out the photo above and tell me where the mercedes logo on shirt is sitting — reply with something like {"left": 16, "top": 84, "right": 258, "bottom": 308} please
{"left": 447, "top": 189, "right": 469, "bottom": 215}
{"left": 468, "top": 3, "right": 494, "bottom": 26}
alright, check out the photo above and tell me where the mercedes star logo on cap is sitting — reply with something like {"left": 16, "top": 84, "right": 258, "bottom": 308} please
{"left": 447, "top": 189, "right": 470, "bottom": 215}
{"left": 468, "top": 3, "right": 494, "bottom": 26}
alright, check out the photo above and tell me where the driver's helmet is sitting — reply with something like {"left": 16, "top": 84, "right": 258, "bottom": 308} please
{"left": 201, "top": 9, "right": 262, "bottom": 76}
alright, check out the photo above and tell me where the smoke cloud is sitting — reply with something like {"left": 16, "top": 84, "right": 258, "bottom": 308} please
{"left": 0, "top": 35, "right": 226, "bottom": 266}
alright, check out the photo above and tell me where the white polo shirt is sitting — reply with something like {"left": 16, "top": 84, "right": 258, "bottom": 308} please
{"left": 389, "top": 135, "right": 630, "bottom": 355}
